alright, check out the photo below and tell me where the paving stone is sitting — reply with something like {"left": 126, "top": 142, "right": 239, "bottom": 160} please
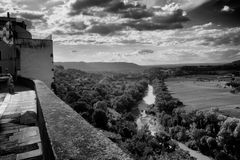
{"left": 0, "top": 143, "right": 39, "bottom": 156}
{"left": 9, "top": 130, "right": 37, "bottom": 141}
{"left": 0, "top": 133, "right": 10, "bottom": 139}
{"left": 1, "top": 124, "right": 26, "bottom": 131}
{"left": 15, "top": 128, "right": 37, "bottom": 136}
{"left": 18, "top": 135, "right": 41, "bottom": 145}
{"left": 16, "top": 147, "right": 42, "bottom": 160}
{"left": 0, "top": 129, "right": 18, "bottom": 135}
{"left": 0, "top": 140, "right": 18, "bottom": 150}
{"left": 0, "top": 102, "right": 8, "bottom": 119}
{"left": 0, "top": 118, "right": 13, "bottom": 124}
{"left": 0, "top": 154, "right": 16, "bottom": 160}
{"left": 19, "top": 127, "right": 38, "bottom": 132}
{"left": 1, "top": 113, "right": 21, "bottom": 119}
{"left": 0, "top": 134, "right": 11, "bottom": 143}
{"left": 0, "top": 90, "right": 42, "bottom": 159}
{"left": 1, "top": 122, "right": 19, "bottom": 128}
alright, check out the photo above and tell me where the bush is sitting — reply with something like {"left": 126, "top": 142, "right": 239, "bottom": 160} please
{"left": 93, "top": 101, "right": 108, "bottom": 111}
{"left": 186, "top": 140, "right": 198, "bottom": 150}
{"left": 71, "top": 101, "right": 91, "bottom": 113}
{"left": 124, "top": 112, "right": 135, "bottom": 121}
{"left": 215, "top": 151, "right": 235, "bottom": 160}
{"left": 92, "top": 109, "right": 108, "bottom": 129}
{"left": 64, "top": 91, "right": 80, "bottom": 104}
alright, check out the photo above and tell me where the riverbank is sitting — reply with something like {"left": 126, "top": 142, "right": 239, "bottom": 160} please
{"left": 136, "top": 83, "right": 212, "bottom": 160}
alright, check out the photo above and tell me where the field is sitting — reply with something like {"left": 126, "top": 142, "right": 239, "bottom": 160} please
{"left": 166, "top": 76, "right": 240, "bottom": 115}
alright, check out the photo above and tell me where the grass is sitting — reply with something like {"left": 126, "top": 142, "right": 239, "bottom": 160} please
{"left": 219, "top": 108, "right": 240, "bottom": 119}
{"left": 166, "top": 76, "right": 240, "bottom": 116}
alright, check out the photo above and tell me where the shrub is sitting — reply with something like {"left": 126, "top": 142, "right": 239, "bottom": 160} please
{"left": 92, "top": 109, "right": 108, "bottom": 129}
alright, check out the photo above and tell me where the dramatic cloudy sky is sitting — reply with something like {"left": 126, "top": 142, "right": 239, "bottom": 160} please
{"left": 1, "top": 0, "right": 240, "bottom": 65}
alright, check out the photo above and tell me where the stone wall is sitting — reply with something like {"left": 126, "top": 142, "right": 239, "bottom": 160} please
{"left": 16, "top": 39, "right": 54, "bottom": 87}
{"left": 0, "top": 41, "right": 16, "bottom": 74}
{"left": 29, "top": 79, "right": 132, "bottom": 160}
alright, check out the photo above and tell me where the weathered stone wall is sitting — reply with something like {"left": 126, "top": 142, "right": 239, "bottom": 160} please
{"left": 32, "top": 80, "right": 132, "bottom": 160}
{"left": 0, "top": 41, "right": 16, "bottom": 74}
{"left": 16, "top": 39, "right": 54, "bottom": 87}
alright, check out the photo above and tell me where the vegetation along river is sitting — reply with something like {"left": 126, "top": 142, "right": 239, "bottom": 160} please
{"left": 136, "top": 84, "right": 212, "bottom": 160}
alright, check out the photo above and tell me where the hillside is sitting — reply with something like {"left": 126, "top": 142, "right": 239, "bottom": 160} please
{"left": 231, "top": 60, "right": 240, "bottom": 65}
{"left": 55, "top": 62, "right": 144, "bottom": 72}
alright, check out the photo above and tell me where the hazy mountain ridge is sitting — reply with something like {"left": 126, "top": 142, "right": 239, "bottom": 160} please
{"left": 55, "top": 62, "right": 145, "bottom": 72}
{"left": 231, "top": 60, "right": 240, "bottom": 65}
{"left": 55, "top": 60, "right": 239, "bottom": 73}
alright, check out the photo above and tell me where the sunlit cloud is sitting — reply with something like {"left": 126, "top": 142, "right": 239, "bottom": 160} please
{"left": 221, "top": 5, "right": 234, "bottom": 13}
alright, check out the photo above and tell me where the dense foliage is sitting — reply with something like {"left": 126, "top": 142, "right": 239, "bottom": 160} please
{"left": 53, "top": 66, "right": 194, "bottom": 160}
{"left": 54, "top": 65, "right": 148, "bottom": 128}
{"left": 173, "top": 61, "right": 240, "bottom": 76}
{"left": 151, "top": 77, "right": 240, "bottom": 160}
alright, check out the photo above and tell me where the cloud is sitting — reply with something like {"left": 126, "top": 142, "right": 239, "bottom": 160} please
{"left": 86, "top": 23, "right": 125, "bottom": 35}
{"left": 138, "top": 49, "right": 154, "bottom": 55}
{"left": 69, "top": 0, "right": 112, "bottom": 15}
{"left": 0, "top": 8, "right": 4, "bottom": 13}
{"left": 151, "top": 9, "right": 189, "bottom": 23}
{"left": 12, "top": 0, "right": 49, "bottom": 10}
{"left": 206, "top": 49, "right": 240, "bottom": 62}
{"left": 152, "top": 0, "right": 210, "bottom": 11}
{"left": 105, "top": 1, "right": 152, "bottom": 19}
{"left": 127, "top": 20, "right": 184, "bottom": 30}
{"left": 105, "top": 0, "right": 136, "bottom": 12}
{"left": 221, "top": 5, "right": 234, "bottom": 12}
{"left": 69, "top": 21, "right": 87, "bottom": 30}
{"left": 122, "top": 8, "right": 153, "bottom": 19}
{"left": 66, "top": 0, "right": 189, "bottom": 34}
{"left": 17, "top": 11, "right": 45, "bottom": 20}
{"left": 203, "top": 27, "right": 240, "bottom": 46}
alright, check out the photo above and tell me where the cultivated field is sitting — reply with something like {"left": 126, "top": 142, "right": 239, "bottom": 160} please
{"left": 166, "top": 76, "right": 240, "bottom": 115}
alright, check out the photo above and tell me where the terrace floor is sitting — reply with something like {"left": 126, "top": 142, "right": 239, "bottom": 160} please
{"left": 0, "top": 86, "right": 43, "bottom": 160}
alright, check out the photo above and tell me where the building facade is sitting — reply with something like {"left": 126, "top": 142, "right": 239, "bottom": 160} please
{"left": 0, "top": 13, "right": 54, "bottom": 87}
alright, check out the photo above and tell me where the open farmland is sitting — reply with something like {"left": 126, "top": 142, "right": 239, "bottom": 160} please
{"left": 166, "top": 76, "right": 240, "bottom": 113}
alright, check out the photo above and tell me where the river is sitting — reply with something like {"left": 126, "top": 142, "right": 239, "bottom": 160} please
{"left": 136, "top": 84, "right": 212, "bottom": 160}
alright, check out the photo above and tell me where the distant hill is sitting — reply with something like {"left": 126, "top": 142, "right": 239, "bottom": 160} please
{"left": 231, "top": 60, "right": 240, "bottom": 65}
{"left": 55, "top": 62, "right": 145, "bottom": 72}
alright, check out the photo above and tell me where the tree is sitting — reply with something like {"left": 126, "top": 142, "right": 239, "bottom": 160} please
{"left": 64, "top": 91, "right": 80, "bottom": 104}
{"left": 93, "top": 83, "right": 108, "bottom": 97}
{"left": 206, "top": 137, "right": 217, "bottom": 150}
{"left": 190, "top": 128, "right": 207, "bottom": 141}
{"left": 218, "top": 118, "right": 239, "bottom": 148}
{"left": 71, "top": 101, "right": 92, "bottom": 113}
{"left": 92, "top": 109, "right": 108, "bottom": 129}
{"left": 186, "top": 140, "right": 198, "bottom": 150}
{"left": 215, "top": 151, "right": 235, "bottom": 160}
{"left": 199, "top": 136, "right": 210, "bottom": 155}
{"left": 124, "top": 112, "right": 135, "bottom": 121}
{"left": 93, "top": 101, "right": 108, "bottom": 111}
{"left": 233, "top": 123, "right": 240, "bottom": 138}
{"left": 113, "top": 94, "right": 135, "bottom": 113}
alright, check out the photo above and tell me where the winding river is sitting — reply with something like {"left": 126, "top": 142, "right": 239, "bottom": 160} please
{"left": 136, "top": 84, "right": 212, "bottom": 160}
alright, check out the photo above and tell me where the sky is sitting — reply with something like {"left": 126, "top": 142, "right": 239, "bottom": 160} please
{"left": 0, "top": 0, "right": 240, "bottom": 65}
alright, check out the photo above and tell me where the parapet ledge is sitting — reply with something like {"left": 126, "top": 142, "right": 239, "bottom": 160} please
{"left": 32, "top": 80, "right": 132, "bottom": 160}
